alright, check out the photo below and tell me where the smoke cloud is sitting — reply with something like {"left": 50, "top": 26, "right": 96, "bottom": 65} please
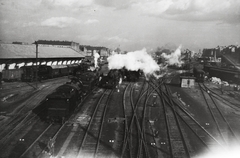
{"left": 107, "top": 48, "right": 160, "bottom": 76}
{"left": 93, "top": 51, "right": 100, "bottom": 68}
{"left": 161, "top": 45, "right": 184, "bottom": 67}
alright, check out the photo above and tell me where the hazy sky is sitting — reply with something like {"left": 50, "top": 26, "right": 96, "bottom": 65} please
{"left": 0, "top": 0, "right": 240, "bottom": 51}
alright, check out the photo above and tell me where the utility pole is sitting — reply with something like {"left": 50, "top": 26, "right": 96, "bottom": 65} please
{"left": 34, "top": 41, "right": 38, "bottom": 88}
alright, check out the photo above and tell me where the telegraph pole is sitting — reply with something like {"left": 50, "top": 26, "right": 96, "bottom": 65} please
{"left": 35, "top": 41, "right": 38, "bottom": 88}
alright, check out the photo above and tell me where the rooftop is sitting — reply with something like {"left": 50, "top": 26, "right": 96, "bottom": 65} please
{"left": 0, "top": 43, "right": 85, "bottom": 59}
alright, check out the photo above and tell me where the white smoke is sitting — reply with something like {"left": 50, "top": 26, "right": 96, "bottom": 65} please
{"left": 93, "top": 51, "right": 100, "bottom": 68}
{"left": 107, "top": 48, "right": 160, "bottom": 76}
{"left": 161, "top": 45, "right": 184, "bottom": 67}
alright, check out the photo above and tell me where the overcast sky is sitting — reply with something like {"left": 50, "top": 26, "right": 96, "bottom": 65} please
{"left": 0, "top": 0, "right": 240, "bottom": 52}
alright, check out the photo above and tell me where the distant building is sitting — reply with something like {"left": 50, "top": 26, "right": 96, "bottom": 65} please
{"left": 201, "top": 47, "right": 222, "bottom": 63}
{"left": 79, "top": 45, "right": 110, "bottom": 57}
{"left": 180, "top": 76, "right": 195, "bottom": 88}
{"left": 36, "top": 40, "right": 81, "bottom": 53}
{"left": 200, "top": 45, "right": 240, "bottom": 70}
{"left": 12, "top": 42, "right": 28, "bottom": 45}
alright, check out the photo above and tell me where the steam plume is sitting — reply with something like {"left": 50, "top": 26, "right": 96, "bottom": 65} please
{"left": 93, "top": 51, "right": 100, "bottom": 68}
{"left": 161, "top": 45, "right": 184, "bottom": 67}
{"left": 107, "top": 48, "right": 160, "bottom": 76}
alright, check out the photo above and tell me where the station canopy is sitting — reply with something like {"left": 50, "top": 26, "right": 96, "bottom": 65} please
{"left": 0, "top": 43, "right": 85, "bottom": 64}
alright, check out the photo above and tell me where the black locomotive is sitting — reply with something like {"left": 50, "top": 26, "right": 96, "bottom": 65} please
{"left": 193, "top": 67, "right": 205, "bottom": 82}
{"left": 122, "top": 69, "right": 141, "bottom": 82}
{"left": 33, "top": 78, "right": 81, "bottom": 123}
{"left": 74, "top": 62, "right": 100, "bottom": 93}
{"left": 99, "top": 69, "right": 122, "bottom": 89}
{"left": 45, "top": 80, "right": 82, "bottom": 123}
{"left": 98, "top": 68, "right": 141, "bottom": 89}
{"left": 34, "top": 75, "right": 98, "bottom": 123}
{"left": 34, "top": 62, "right": 101, "bottom": 123}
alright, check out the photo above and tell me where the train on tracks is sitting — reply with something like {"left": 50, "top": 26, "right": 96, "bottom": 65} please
{"left": 98, "top": 68, "right": 141, "bottom": 89}
{"left": 34, "top": 62, "right": 100, "bottom": 123}
{"left": 193, "top": 67, "right": 205, "bottom": 82}
{"left": 34, "top": 61, "right": 141, "bottom": 123}
{"left": 45, "top": 79, "right": 83, "bottom": 123}
{"left": 1, "top": 64, "right": 79, "bottom": 82}
{"left": 34, "top": 76, "right": 99, "bottom": 123}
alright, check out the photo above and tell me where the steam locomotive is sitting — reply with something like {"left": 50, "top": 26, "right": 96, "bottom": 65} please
{"left": 193, "top": 67, "right": 205, "bottom": 82}
{"left": 34, "top": 75, "right": 98, "bottom": 123}
{"left": 34, "top": 62, "right": 101, "bottom": 123}
{"left": 98, "top": 68, "right": 141, "bottom": 89}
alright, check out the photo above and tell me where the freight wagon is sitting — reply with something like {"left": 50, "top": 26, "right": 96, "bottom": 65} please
{"left": 2, "top": 64, "right": 79, "bottom": 82}
{"left": 21, "top": 65, "right": 52, "bottom": 81}
{"left": 51, "top": 65, "right": 69, "bottom": 77}
{"left": 2, "top": 69, "right": 23, "bottom": 81}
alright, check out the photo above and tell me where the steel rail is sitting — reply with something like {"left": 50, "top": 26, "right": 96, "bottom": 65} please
{"left": 164, "top": 84, "right": 191, "bottom": 158}
{"left": 121, "top": 83, "right": 133, "bottom": 158}
{"left": 19, "top": 124, "right": 53, "bottom": 158}
{"left": 94, "top": 90, "right": 114, "bottom": 158}
{"left": 148, "top": 78, "right": 172, "bottom": 157}
{"left": 198, "top": 83, "right": 227, "bottom": 144}
{"left": 147, "top": 80, "right": 218, "bottom": 150}
{"left": 202, "top": 83, "right": 240, "bottom": 108}
{"left": 161, "top": 89, "right": 224, "bottom": 147}
{"left": 77, "top": 89, "right": 110, "bottom": 158}
{"left": 137, "top": 84, "right": 152, "bottom": 158}
{"left": 121, "top": 81, "right": 149, "bottom": 158}
{"left": 201, "top": 83, "right": 240, "bottom": 142}
{"left": 147, "top": 79, "right": 172, "bottom": 156}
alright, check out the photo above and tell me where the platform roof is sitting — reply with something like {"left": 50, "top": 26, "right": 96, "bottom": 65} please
{"left": 0, "top": 43, "right": 85, "bottom": 64}
{"left": 0, "top": 43, "right": 84, "bottom": 59}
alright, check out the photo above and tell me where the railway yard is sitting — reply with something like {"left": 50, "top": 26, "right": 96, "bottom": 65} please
{"left": 0, "top": 73, "right": 240, "bottom": 158}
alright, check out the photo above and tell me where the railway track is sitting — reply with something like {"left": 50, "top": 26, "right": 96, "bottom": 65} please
{"left": 0, "top": 79, "right": 67, "bottom": 140}
{"left": 201, "top": 83, "right": 240, "bottom": 110}
{"left": 121, "top": 81, "right": 148, "bottom": 158}
{"left": 121, "top": 79, "right": 167, "bottom": 158}
{"left": 0, "top": 78, "right": 70, "bottom": 157}
{"left": 198, "top": 83, "right": 239, "bottom": 145}
{"left": 20, "top": 123, "right": 65, "bottom": 158}
{"left": 0, "top": 112, "right": 39, "bottom": 145}
{"left": 2, "top": 75, "right": 239, "bottom": 158}
{"left": 76, "top": 89, "right": 114, "bottom": 158}
{"left": 146, "top": 78, "right": 231, "bottom": 157}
